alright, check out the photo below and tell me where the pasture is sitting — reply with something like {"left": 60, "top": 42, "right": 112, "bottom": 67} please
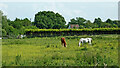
{"left": 2, "top": 34, "right": 118, "bottom": 66}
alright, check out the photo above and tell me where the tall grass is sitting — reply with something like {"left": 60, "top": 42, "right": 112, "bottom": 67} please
{"left": 2, "top": 34, "right": 118, "bottom": 66}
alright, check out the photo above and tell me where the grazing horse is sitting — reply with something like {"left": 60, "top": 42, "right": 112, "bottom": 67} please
{"left": 79, "top": 38, "right": 92, "bottom": 47}
{"left": 61, "top": 37, "right": 67, "bottom": 47}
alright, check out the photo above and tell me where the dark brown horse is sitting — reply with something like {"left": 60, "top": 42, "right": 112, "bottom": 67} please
{"left": 61, "top": 37, "right": 67, "bottom": 47}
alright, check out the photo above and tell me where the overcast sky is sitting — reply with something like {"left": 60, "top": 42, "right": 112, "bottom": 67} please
{"left": 0, "top": 0, "right": 119, "bottom": 24}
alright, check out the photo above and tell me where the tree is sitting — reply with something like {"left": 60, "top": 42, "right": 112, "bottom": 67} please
{"left": 113, "top": 20, "right": 120, "bottom": 28}
{"left": 22, "top": 18, "right": 31, "bottom": 26}
{"left": 106, "top": 19, "right": 113, "bottom": 24}
{"left": 12, "top": 19, "right": 22, "bottom": 29}
{"left": 104, "top": 23, "right": 112, "bottom": 28}
{"left": 79, "top": 25, "right": 84, "bottom": 29}
{"left": 2, "top": 16, "right": 9, "bottom": 30}
{"left": 68, "top": 17, "right": 86, "bottom": 29}
{"left": 92, "top": 23, "right": 98, "bottom": 28}
{"left": 69, "top": 18, "right": 77, "bottom": 24}
{"left": 34, "top": 11, "right": 66, "bottom": 29}
{"left": 0, "top": 10, "right": 3, "bottom": 24}
{"left": 84, "top": 20, "right": 92, "bottom": 28}
{"left": 69, "top": 17, "right": 86, "bottom": 25}
{"left": 2, "top": 29, "right": 6, "bottom": 36}
{"left": 93, "top": 18, "right": 102, "bottom": 28}
{"left": 1, "top": 10, "right": 39, "bottom": 38}
{"left": 0, "top": 10, "right": 3, "bottom": 37}
{"left": 76, "top": 17, "right": 86, "bottom": 25}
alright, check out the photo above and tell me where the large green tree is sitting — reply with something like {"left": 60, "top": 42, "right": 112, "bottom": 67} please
{"left": 34, "top": 11, "right": 66, "bottom": 29}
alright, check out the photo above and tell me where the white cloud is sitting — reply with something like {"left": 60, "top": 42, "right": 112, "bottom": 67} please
{"left": 0, "top": 0, "right": 119, "bottom": 2}
{"left": 73, "top": 10, "right": 87, "bottom": 16}
{"left": 0, "top": 3, "right": 8, "bottom": 9}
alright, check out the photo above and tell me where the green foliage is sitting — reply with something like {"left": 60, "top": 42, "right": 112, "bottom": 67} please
{"left": 2, "top": 29, "right": 7, "bottom": 36}
{"left": 93, "top": 18, "right": 102, "bottom": 27}
{"left": 1, "top": 13, "right": 38, "bottom": 38}
{"left": 84, "top": 20, "right": 93, "bottom": 28}
{"left": 25, "top": 26, "right": 38, "bottom": 29}
{"left": 15, "top": 54, "right": 21, "bottom": 65}
{"left": 34, "top": 11, "right": 66, "bottom": 29}
{"left": 22, "top": 18, "right": 31, "bottom": 26}
{"left": 68, "top": 17, "right": 120, "bottom": 28}
{"left": 0, "top": 10, "right": 3, "bottom": 24}
{"left": 2, "top": 16, "right": 9, "bottom": 30}
{"left": 26, "top": 28, "right": 120, "bottom": 32}
{"left": 1, "top": 9, "right": 120, "bottom": 38}
{"left": 25, "top": 28, "right": 120, "bottom": 37}
{"left": 68, "top": 17, "right": 86, "bottom": 28}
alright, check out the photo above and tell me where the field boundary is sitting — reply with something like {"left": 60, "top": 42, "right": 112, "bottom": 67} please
{"left": 25, "top": 28, "right": 120, "bottom": 37}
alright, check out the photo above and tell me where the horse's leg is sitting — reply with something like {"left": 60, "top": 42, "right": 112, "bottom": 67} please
{"left": 64, "top": 43, "right": 65, "bottom": 47}
{"left": 62, "top": 43, "right": 64, "bottom": 47}
{"left": 82, "top": 41, "right": 83, "bottom": 46}
{"left": 89, "top": 40, "right": 92, "bottom": 45}
{"left": 61, "top": 43, "right": 64, "bottom": 47}
{"left": 64, "top": 43, "right": 67, "bottom": 47}
{"left": 79, "top": 41, "right": 81, "bottom": 47}
{"left": 91, "top": 40, "right": 92, "bottom": 45}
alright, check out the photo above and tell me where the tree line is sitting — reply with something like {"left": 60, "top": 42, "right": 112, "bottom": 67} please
{"left": 0, "top": 10, "right": 119, "bottom": 38}
{"left": 68, "top": 17, "right": 120, "bottom": 29}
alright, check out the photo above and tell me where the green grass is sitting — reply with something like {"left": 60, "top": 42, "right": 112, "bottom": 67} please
{"left": 2, "top": 34, "right": 119, "bottom": 66}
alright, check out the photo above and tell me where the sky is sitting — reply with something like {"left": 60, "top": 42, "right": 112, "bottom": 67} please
{"left": 0, "top": 0, "right": 119, "bottom": 24}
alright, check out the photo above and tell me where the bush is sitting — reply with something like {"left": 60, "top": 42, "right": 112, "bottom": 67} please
{"left": 25, "top": 28, "right": 120, "bottom": 37}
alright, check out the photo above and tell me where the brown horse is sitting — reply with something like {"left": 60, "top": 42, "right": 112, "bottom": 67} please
{"left": 61, "top": 37, "right": 67, "bottom": 47}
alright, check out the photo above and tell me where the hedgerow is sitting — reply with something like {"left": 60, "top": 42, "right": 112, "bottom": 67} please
{"left": 25, "top": 28, "right": 120, "bottom": 37}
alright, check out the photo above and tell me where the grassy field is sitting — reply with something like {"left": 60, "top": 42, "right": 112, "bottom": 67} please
{"left": 2, "top": 34, "right": 119, "bottom": 66}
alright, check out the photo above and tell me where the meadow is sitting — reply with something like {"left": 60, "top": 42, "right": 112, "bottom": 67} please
{"left": 2, "top": 34, "right": 119, "bottom": 66}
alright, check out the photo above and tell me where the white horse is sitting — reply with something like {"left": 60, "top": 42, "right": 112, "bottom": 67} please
{"left": 79, "top": 38, "right": 92, "bottom": 47}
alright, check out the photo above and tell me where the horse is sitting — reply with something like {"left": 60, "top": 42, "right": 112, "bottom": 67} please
{"left": 79, "top": 38, "right": 92, "bottom": 47}
{"left": 61, "top": 37, "right": 67, "bottom": 47}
